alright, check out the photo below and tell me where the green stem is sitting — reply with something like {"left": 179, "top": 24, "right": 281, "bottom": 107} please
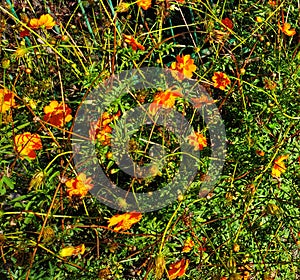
{"left": 168, "top": 18, "right": 176, "bottom": 44}
{"left": 77, "top": 0, "right": 96, "bottom": 40}
{"left": 5, "top": 0, "right": 31, "bottom": 46}
{"left": 189, "top": 7, "right": 198, "bottom": 45}
{"left": 44, "top": 151, "right": 73, "bottom": 174}
{"left": 106, "top": 0, "right": 121, "bottom": 34}
{"left": 158, "top": 202, "right": 182, "bottom": 254}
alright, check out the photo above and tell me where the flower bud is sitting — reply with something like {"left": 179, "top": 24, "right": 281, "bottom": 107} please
{"left": 2, "top": 58, "right": 10, "bottom": 69}
{"left": 29, "top": 171, "right": 46, "bottom": 191}
{"left": 155, "top": 254, "right": 166, "bottom": 280}
{"left": 267, "top": 203, "right": 281, "bottom": 215}
{"left": 116, "top": 2, "right": 130, "bottom": 13}
{"left": 233, "top": 243, "right": 240, "bottom": 252}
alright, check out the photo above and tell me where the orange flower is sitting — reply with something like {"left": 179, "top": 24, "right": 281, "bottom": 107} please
{"left": 170, "top": 54, "right": 197, "bottom": 81}
{"left": 14, "top": 132, "right": 42, "bottom": 160}
{"left": 182, "top": 238, "right": 194, "bottom": 253}
{"left": 65, "top": 173, "right": 93, "bottom": 197}
{"left": 59, "top": 244, "right": 85, "bottom": 257}
{"left": 264, "top": 78, "right": 277, "bottom": 90}
{"left": 268, "top": 0, "right": 276, "bottom": 6}
{"left": 28, "top": 18, "right": 40, "bottom": 29}
{"left": 0, "top": 88, "right": 15, "bottom": 113}
{"left": 108, "top": 212, "right": 142, "bottom": 232}
{"left": 89, "top": 111, "right": 121, "bottom": 145}
{"left": 256, "top": 150, "right": 265, "bottom": 157}
{"left": 187, "top": 132, "right": 207, "bottom": 151}
{"left": 168, "top": 259, "right": 189, "bottom": 279}
{"left": 212, "top": 72, "right": 231, "bottom": 90}
{"left": 123, "top": 35, "right": 145, "bottom": 51}
{"left": 279, "top": 22, "right": 296, "bottom": 36}
{"left": 137, "top": 0, "right": 152, "bottom": 10}
{"left": 29, "top": 14, "right": 56, "bottom": 29}
{"left": 272, "top": 155, "right": 289, "bottom": 178}
{"left": 43, "top": 100, "right": 72, "bottom": 127}
{"left": 149, "top": 87, "right": 182, "bottom": 115}
{"left": 221, "top": 18, "right": 233, "bottom": 29}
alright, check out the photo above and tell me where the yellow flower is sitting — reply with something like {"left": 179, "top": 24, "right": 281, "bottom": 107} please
{"left": 279, "top": 22, "right": 296, "bottom": 36}
{"left": 116, "top": 2, "right": 130, "bottom": 13}
{"left": 108, "top": 212, "right": 142, "bottom": 232}
{"left": 59, "top": 244, "right": 85, "bottom": 257}
{"left": 65, "top": 173, "right": 93, "bottom": 197}
{"left": 29, "top": 14, "right": 56, "bottom": 29}
{"left": 170, "top": 54, "right": 197, "bottom": 81}
{"left": 255, "top": 16, "right": 264, "bottom": 23}
{"left": 14, "top": 132, "right": 42, "bottom": 160}
{"left": 0, "top": 88, "right": 15, "bottom": 113}
{"left": 13, "top": 47, "right": 29, "bottom": 59}
{"left": 272, "top": 155, "right": 289, "bottom": 178}
{"left": 137, "top": 0, "right": 152, "bottom": 10}
{"left": 187, "top": 132, "right": 207, "bottom": 151}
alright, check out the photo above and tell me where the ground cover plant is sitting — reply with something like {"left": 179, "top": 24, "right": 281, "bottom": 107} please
{"left": 0, "top": 0, "right": 299, "bottom": 279}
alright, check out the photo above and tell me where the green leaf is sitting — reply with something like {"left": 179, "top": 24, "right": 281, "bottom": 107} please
{"left": 10, "top": 194, "right": 32, "bottom": 202}
{"left": 3, "top": 176, "right": 15, "bottom": 189}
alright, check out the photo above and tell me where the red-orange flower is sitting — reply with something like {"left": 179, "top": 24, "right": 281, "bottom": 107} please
{"left": 272, "top": 155, "right": 289, "bottom": 178}
{"left": 29, "top": 14, "right": 56, "bottom": 29}
{"left": 59, "top": 244, "right": 85, "bottom": 257}
{"left": 108, "top": 212, "right": 142, "bottom": 232}
{"left": 124, "top": 34, "right": 145, "bottom": 51}
{"left": 20, "top": 28, "right": 30, "bottom": 38}
{"left": 279, "top": 22, "right": 296, "bottom": 36}
{"left": 221, "top": 18, "right": 233, "bottom": 29}
{"left": 14, "top": 132, "right": 42, "bottom": 160}
{"left": 187, "top": 132, "right": 207, "bottom": 151}
{"left": 65, "top": 173, "right": 93, "bottom": 197}
{"left": 264, "top": 78, "right": 277, "bottom": 90}
{"left": 89, "top": 111, "right": 121, "bottom": 145}
{"left": 170, "top": 54, "right": 197, "bottom": 81}
{"left": 168, "top": 259, "right": 189, "bottom": 279}
{"left": 212, "top": 72, "right": 231, "bottom": 90}
{"left": 0, "top": 88, "right": 15, "bottom": 113}
{"left": 268, "top": 0, "right": 276, "bottom": 6}
{"left": 182, "top": 238, "right": 194, "bottom": 253}
{"left": 43, "top": 100, "right": 72, "bottom": 127}
{"left": 137, "top": 0, "right": 152, "bottom": 10}
{"left": 149, "top": 87, "right": 182, "bottom": 115}
{"left": 256, "top": 150, "right": 265, "bottom": 157}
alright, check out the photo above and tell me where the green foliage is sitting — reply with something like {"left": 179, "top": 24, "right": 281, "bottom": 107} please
{"left": 0, "top": 0, "right": 299, "bottom": 279}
